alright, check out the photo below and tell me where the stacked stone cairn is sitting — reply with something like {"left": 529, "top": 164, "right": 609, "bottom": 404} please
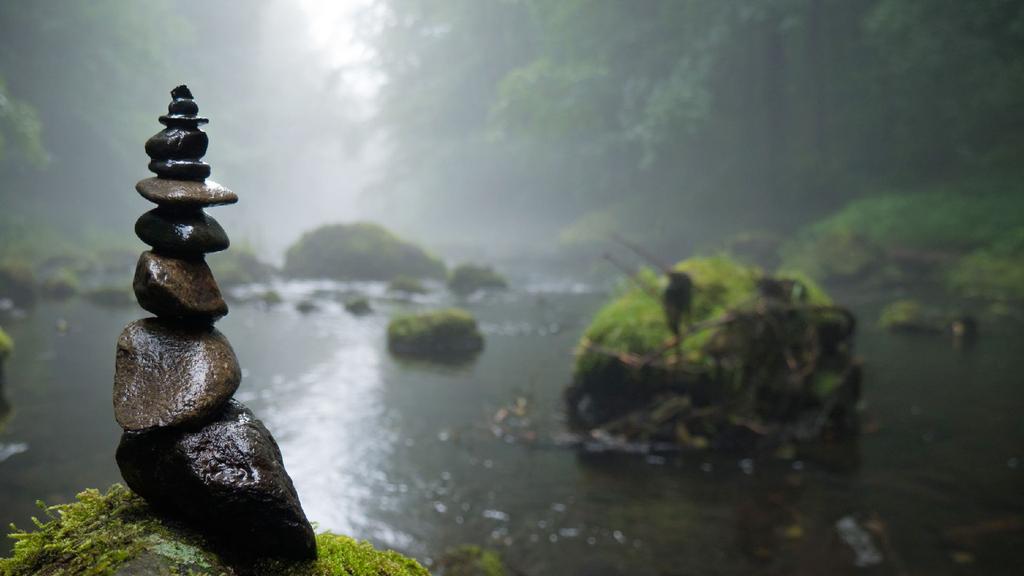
{"left": 113, "top": 86, "right": 316, "bottom": 562}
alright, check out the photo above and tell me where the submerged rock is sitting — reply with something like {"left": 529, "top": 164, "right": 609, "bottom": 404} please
{"left": 113, "top": 318, "right": 240, "bottom": 431}
{"left": 135, "top": 208, "right": 230, "bottom": 254}
{"left": 116, "top": 400, "right": 316, "bottom": 561}
{"left": 0, "top": 485, "right": 428, "bottom": 575}
{"left": 133, "top": 251, "right": 227, "bottom": 320}
{"left": 387, "top": 308, "right": 484, "bottom": 360}
{"left": 447, "top": 264, "right": 508, "bottom": 296}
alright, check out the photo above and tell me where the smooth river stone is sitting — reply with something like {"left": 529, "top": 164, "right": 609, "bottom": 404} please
{"left": 135, "top": 208, "right": 229, "bottom": 254}
{"left": 148, "top": 159, "right": 211, "bottom": 181}
{"left": 116, "top": 400, "right": 317, "bottom": 561}
{"left": 133, "top": 251, "right": 227, "bottom": 320}
{"left": 135, "top": 177, "right": 237, "bottom": 208}
{"left": 113, "top": 318, "right": 240, "bottom": 431}
{"left": 145, "top": 127, "right": 208, "bottom": 160}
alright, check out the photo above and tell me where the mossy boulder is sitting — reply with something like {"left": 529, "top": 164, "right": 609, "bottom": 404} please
{"left": 388, "top": 276, "right": 429, "bottom": 295}
{"left": 0, "top": 485, "right": 429, "bottom": 576}
{"left": 946, "top": 227, "right": 1024, "bottom": 302}
{"left": 0, "top": 262, "right": 36, "bottom": 306}
{"left": 435, "top": 546, "right": 505, "bottom": 576}
{"left": 284, "top": 223, "right": 445, "bottom": 282}
{"left": 878, "top": 299, "right": 941, "bottom": 333}
{"left": 344, "top": 297, "right": 372, "bottom": 315}
{"left": 569, "top": 256, "right": 859, "bottom": 451}
{"left": 387, "top": 308, "right": 484, "bottom": 360}
{"left": 447, "top": 264, "right": 507, "bottom": 296}
{"left": 85, "top": 286, "right": 136, "bottom": 307}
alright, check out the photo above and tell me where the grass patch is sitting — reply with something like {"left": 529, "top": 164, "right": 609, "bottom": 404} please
{"left": 1, "top": 485, "right": 429, "bottom": 576}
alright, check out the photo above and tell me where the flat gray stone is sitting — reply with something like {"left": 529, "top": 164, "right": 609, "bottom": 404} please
{"left": 113, "top": 318, "right": 240, "bottom": 431}
{"left": 136, "top": 178, "right": 237, "bottom": 208}
{"left": 133, "top": 251, "right": 227, "bottom": 320}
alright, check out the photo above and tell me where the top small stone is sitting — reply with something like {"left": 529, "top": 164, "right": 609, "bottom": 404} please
{"left": 159, "top": 84, "right": 208, "bottom": 128}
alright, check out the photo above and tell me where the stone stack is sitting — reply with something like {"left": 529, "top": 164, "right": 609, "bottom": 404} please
{"left": 113, "top": 86, "right": 316, "bottom": 562}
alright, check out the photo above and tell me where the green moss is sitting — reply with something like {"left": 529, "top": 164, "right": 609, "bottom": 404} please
{"left": 435, "top": 546, "right": 505, "bottom": 576}
{"left": 387, "top": 308, "right": 484, "bottom": 359}
{"left": 284, "top": 223, "right": 446, "bottom": 281}
{"left": 1, "top": 485, "right": 429, "bottom": 576}
{"left": 447, "top": 264, "right": 508, "bottom": 296}
{"left": 780, "top": 187, "right": 1024, "bottom": 283}
{"left": 878, "top": 299, "right": 925, "bottom": 330}
{"left": 388, "top": 276, "right": 428, "bottom": 295}
{"left": 570, "top": 256, "right": 857, "bottom": 445}
{"left": 946, "top": 227, "right": 1024, "bottom": 301}
{"left": 576, "top": 255, "right": 763, "bottom": 377}
{"left": 0, "top": 326, "right": 12, "bottom": 361}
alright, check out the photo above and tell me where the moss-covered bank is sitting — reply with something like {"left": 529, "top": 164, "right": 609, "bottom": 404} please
{"left": 434, "top": 546, "right": 505, "bottom": 576}
{"left": 569, "top": 256, "right": 859, "bottom": 451}
{"left": 0, "top": 326, "right": 12, "bottom": 362}
{"left": 0, "top": 485, "right": 428, "bottom": 576}
{"left": 387, "top": 308, "right": 484, "bottom": 360}
{"left": 284, "top": 223, "right": 445, "bottom": 282}
{"left": 780, "top": 188, "right": 1024, "bottom": 300}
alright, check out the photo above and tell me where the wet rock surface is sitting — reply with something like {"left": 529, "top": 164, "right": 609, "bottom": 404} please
{"left": 133, "top": 251, "right": 227, "bottom": 320}
{"left": 135, "top": 208, "right": 229, "bottom": 254}
{"left": 116, "top": 400, "right": 317, "bottom": 561}
{"left": 112, "top": 85, "right": 316, "bottom": 563}
{"left": 114, "top": 318, "right": 240, "bottom": 431}
{"left": 136, "top": 178, "right": 238, "bottom": 208}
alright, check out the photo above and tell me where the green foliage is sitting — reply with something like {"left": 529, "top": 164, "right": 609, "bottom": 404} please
{"left": 387, "top": 308, "right": 484, "bottom": 359}
{"left": 447, "top": 264, "right": 508, "bottom": 296}
{"left": 947, "top": 227, "right": 1024, "bottom": 301}
{"left": 0, "top": 326, "right": 12, "bottom": 361}
{"left": 284, "top": 223, "right": 445, "bottom": 282}
{"left": 780, "top": 187, "right": 1024, "bottom": 282}
{"left": 0, "top": 485, "right": 429, "bottom": 576}
{"left": 435, "top": 545, "right": 505, "bottom": 576}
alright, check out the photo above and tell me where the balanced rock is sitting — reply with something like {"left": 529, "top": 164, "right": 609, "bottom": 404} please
{"left": 135, "top": 208, "right": 229, "bottom": 254}
{"left": 114, "top": 318, "right": 240, "bottom": 431}
{"left": 116, "top": 400, "right": 317, "bottom": 561}
{"left": 135, "top": 177, "right": 238, "bottom": 208}
{"left": 146, "top": 85, "right": 210, "bottom": 181}
{"left": 133, "top": 251, "right": 227, "bottom": 320}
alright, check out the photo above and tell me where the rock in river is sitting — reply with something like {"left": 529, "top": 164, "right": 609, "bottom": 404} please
{"left": 135, "top": 208, "right": 229, "bottom": 254}
{"left": 133, "top": 251, "right": 227, "bottom": 320}
{"left": 116, "top": 400, "right": 317, "bottom": 561}
{"left": 113, "top": 318, "right": 240, "bottom": 431}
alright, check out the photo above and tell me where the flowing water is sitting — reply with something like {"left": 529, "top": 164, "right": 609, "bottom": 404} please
{"left": 0, "top": 274, "right": 1021, "bottom": 575}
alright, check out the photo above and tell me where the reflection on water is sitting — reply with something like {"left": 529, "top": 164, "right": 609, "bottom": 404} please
{"left": 0, "top": 277, "right": 1022, "bottom": 574}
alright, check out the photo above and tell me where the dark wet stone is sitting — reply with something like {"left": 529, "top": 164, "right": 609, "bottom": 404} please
{"left": 113, "top": 318, "right": 240, "bottom": 431}
{"left": 135, "top": 208, "right": 229, "bottom": 255}
{"left": 145, "top": 127, "right": 208, "bottom": 161}
{"left": 149, "top": 159, "right": 211, "bottom": 181}
{"left": 133, "top": 251, "right": 227, "bottom": 320}
{"left": 116, "top": 400, "right": 317, "bottom": 562}
{"left": 136, "top": 178, "right": 237, "bottom": 208}
{"left": 168, "top": 98, "right": 199, "bottom": 116}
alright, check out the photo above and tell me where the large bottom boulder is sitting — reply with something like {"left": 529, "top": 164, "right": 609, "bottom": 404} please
{"left": 116, "top": 400, "right": 317, "bottom": 562}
